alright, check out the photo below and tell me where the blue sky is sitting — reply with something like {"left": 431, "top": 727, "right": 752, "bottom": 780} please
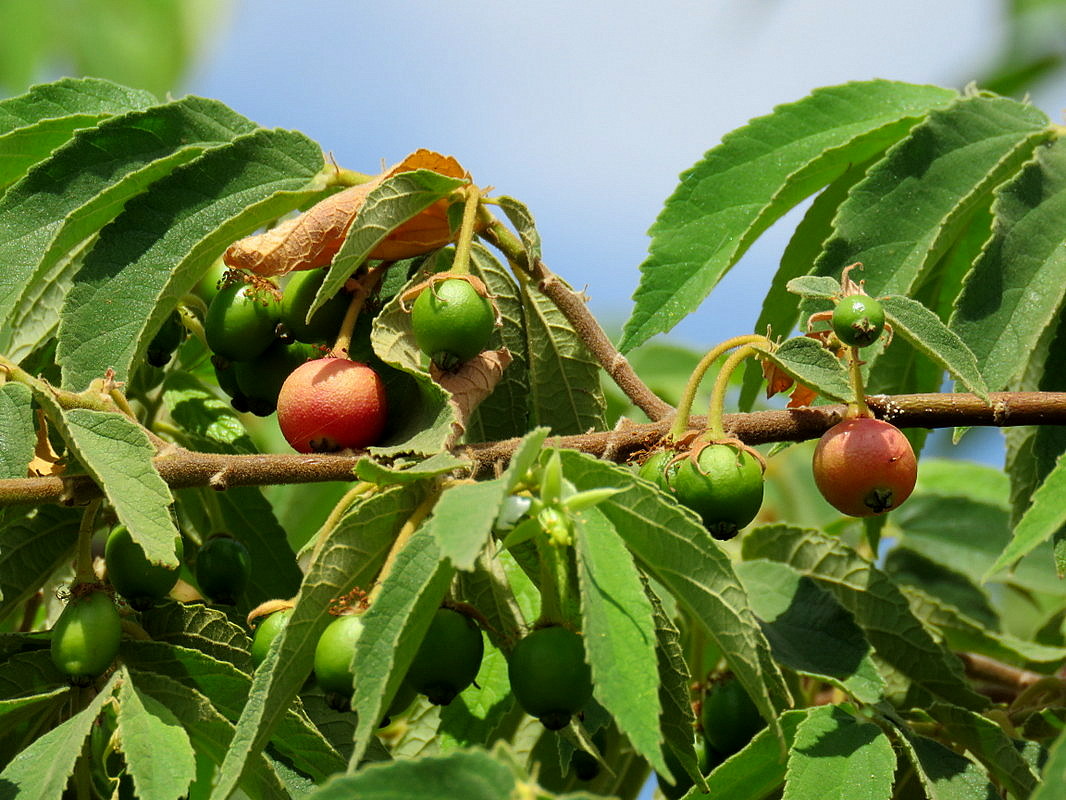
{"left": 186, "top": 0, "right": 1014, "bottom": 349}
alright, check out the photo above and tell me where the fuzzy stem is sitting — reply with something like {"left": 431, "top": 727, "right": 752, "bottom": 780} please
{"left": 704, "top": 344, "right": 761, "bottom": 441}
{"left": 670, "top": 334, "right": 767, "bottom": 441}
{"left": 330, "top": 264, "right": 385, "bottom": 358}
{"left": 534, "top": 535, "right": 569, "bottom": 626}
{"left": 450, "top": 185, "right": 481, "bottom": 277}
{"left": 479, "top": 214, "right": 673, "bottom": 421}
{"left": 74, "top": 499, "right": 102, "bottom": 583}
{"left": 848, "top": 346, "right": 871, "bottom": 418}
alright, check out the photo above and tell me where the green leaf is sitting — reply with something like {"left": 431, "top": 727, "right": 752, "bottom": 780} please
{"left": 465, "top": 244, "right": 531, "bottom": 442}
{"left": 117, "top": 674, "right": 197, "bottom": 800}
{"left": 304, "top": 749, "right": 516, "bottom": 800}
{"left": 812, "top": 95, "right": 1049, "bottom": 300}
{"left": 621, "top": 80, "right": 956, "bottom": 351}
{"left": 129, "top": 670, "right": 289, "bottom": 800}
{"left": 355, "top": 452, "right": 470, "bottom": 484}
{"left": 313, "top": 169, "right": 468, "bottom": 320}
{"left": 574, "top": 507, "right": 664, "bottom": 776}
{"left": 742, "top": 525, "right": 989, "bottom": 710}
{"left": 424, "top": 478, "right": 506, "bottom": 571}
{"left": 438, "top": 644, "right": 514, "bottom": 753}
{"left": 209, "top": 485, "right": 422, "bottom": 800}
{"left": 57, "top": 127, "right": 329, "bottom": 391}
{"left": 785, "top": 276, "right": 841, "bottom": 301}
{"left": 1033, "top": 725, "right": 1066, "bottom": 800}
{"left": 893, "top": 731, "right": 1000, "bottom": 800}
{"left": 122, "top": 640, "right": 345, "bottom": 786}
{"left": 138, "top": 602, "right": 253, "bottom": 669}
{"left": 735, "top": 560, "right": 884, "bottom": 704}
{"left": 951, "top": 135, "right": 1066, "bottom": 391}
{"left": 926, "top": 702, "right": 1040, "bottom": 798}
{"left": 881, "top": 294, "right": 989, "bottom": 400}
{"left": 0, "top": 77, "right": 156, "bottom": 189}
{"left": 522, "top": 277, "right": 607, "bottom": 435}
{"left": 985, "top": 449, "right": 1066, "bottom": 578}
{"left": 349, "top": 530, "right": 456, "bottom": 769}
{"left": 0, "top": 671, "right": 119, "bottom": 798}
{"left": 557, "top": 452, "right": 792, "bottom": 746}
{"left": 699, "top": 709, "right": 809, "bottom": 799}
{"left": 884, "top": 547, "right": 999, "bottom": 630}
{"left": 0, "top": 383, "right": 33, "bottom": 479}
{"left": 756, "top": 336, "right": 852, "bottom": 402}
{"left": 782, "top": 705, "right": 895, "bottom": 800}
{"left": 0, "top": 96, "right": 256, "bottom": 361}
{"left": 0, "top": 506, "right": 80, "bottom": 623}
{"left": 57, "top": 408, "right": 178, "bottom": 566}
{"left": 161, "top": 371, "right": 257, "bottom": 454}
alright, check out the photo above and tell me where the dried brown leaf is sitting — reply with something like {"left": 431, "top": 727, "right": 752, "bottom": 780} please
{"left": 225, "top": 149, "right": 473, "bottom": 277}
{"left": 27, "top": 408, "right": 64, "bottom": 477}
{"left": 431, "top": 348, "right": 513, "bottom": 448}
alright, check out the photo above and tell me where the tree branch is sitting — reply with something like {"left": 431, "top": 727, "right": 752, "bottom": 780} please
{"left": 4, "top": 391, "right": 1066, "bottom": 507}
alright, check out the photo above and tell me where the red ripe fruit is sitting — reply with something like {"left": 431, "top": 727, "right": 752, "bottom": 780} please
{"left": 276, "top": 358, "right": 387, "bottom": 453}
{"left": 812, "top": 417, "right": 917, "bottom": 516}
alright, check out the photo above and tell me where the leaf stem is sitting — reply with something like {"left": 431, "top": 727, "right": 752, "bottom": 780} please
{"left": 669, "top": 334, "right": 767, "bottom": 441}
{"left": 479, "top": 214, "right": 674, "bottom": 421}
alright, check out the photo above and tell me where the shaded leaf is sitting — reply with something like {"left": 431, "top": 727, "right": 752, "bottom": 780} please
{"left": 117, "top": 675, "right": 197, "bottom": 800}
{"left": 0, "top": 384, "right": 34, "bottom": 479}
{"left": 756, "top": 336, "right": 851, "bottom": 403}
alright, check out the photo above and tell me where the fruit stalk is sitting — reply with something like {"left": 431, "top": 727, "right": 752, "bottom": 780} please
{"left": 74, "top": 499, "right": 102, "bottom": 583}
{"left": 847, "top": 345, "right": 871, "bottom": 418}
{"left": 330, "top": 264, "right": 386, "bottom": 358}
{"left": 449, "top": 184, "right": 482, "bottom": 277}
{"left": 367, "top": 487, "right": 441, "bottom": 604}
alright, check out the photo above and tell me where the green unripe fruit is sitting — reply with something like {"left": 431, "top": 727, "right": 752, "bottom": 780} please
{"left": 410, "top": 278, "right": 495, "bottom": 370}
{"left": 405, "top": 607, "right": 484, "bottom": 706}
{"left": 146, "top": 308, "right": 186, "bottom": 368}
{"left": 50, "top": 588, "right": 122, "bottom": 686}
{"left": 671, "top": 444, "right": 764, "bottom": 540}
{"left": 195, "top": 534, "right": 251, "bottom": 606}
{"left": 314, "top": 613, "right": 365, "bottom": 708}
{"left": 508, "top": 625, "right": 592, "bottom": 730}
{"left": 637, "top": 450, "right": 680, "bottom": 491}
{"left": 204, "top": 279, "right": 281, "bottom": 362}
{"left": 234, "top": 339, "right": 316, "bottom": 417}
{"left": 831, "top": 294, "right": 885, "bottom": 348}
{"left": 700, "top": 677, "right": 766, "bottom": 757}
{"left": 104, "top": 525, "right": 183, "bottom": 610}
{"left": 280, "top": 268, "right": 351, "bottom": 343}
{"left": 195, "top": 259, "right": 228, "bottom": 305}
{"left": 250, "top": 607, "right": 292, "bottom": 668}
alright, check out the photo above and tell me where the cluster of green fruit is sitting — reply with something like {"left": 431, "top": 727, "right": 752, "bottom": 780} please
{"left": 49, "top": 525, "right": 251, "bottom": 685}
{"left": 250, "top": 605, "right": 594, "bottom": 732}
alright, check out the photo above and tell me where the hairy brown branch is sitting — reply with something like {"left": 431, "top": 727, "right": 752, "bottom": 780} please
{"left": 4, "top": 391, "right": 1066, "bottom": 507}
{"left": 480, "top": 219, "right": 675, "bottom": 422}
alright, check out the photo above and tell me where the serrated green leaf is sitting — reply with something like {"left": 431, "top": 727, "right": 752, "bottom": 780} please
{"left": 0, "top": 383, "right": 33, "bottom": 479}
{"left": 313, "top": 169, "right": 468, "bottom": 320}
{"left": 742, "top": 525, "right": 989, "bottom": 710}
{"left": 621, "top": 80, "right": 956, "bottom": 351}
{"left": 786, "top": 276, "right": 841, "bottom": 300}
{"left": 0, "top": 506, "right": 81, "bottom": 622}
{"left": 355, "top": 451, "right": 470, "bottom": 484}
{"left": 129, "top": 670, "right": 289, "bottom": 800}
{"left": 117, "top": 674, "right": 196, "bottom": 800}
{"left": 122, "top": 640, "right": 345, "bottom": 786}
{"left": 57, "top": 127, "right": 330, "bottom": 391}
{"left": 522, "top": 277, "right": 607, "bottom": 435}
{"left": 0, "top": 77, "right": 157, "bottom": 189}
{"left": 438, "top": 643, "right": 514, "bottom": 752}
{"left": 138, "top": 603, "right": 253, "bottom": 669}
{"left": 557, "top": 451, "right": 792, "bottom": 747}
{"left": 927, "top": 702, "right": 1040, "bottom": 798}
{"left": 1033, "top": 725, "right": 1066, "bottom": 800}
{"left": 881, "top": 295, "right": 989, "bottom": 400}
{"left": 455, "top": 550, "right": 530, "bottom": 649}
{"left": 161, "top": 371, "right": 257, "bottom": 454}
{"left": 0, "top": 96, "right": 257, "bottom": 362}
{"left": 574, "top": 507, "right": 664, "bottom": 776}
{"left": 0, "top": 650, "right": 66, "bottom": 700}
{"left": 813, "top": 95, "right": 1049, "bottom": 301}
{"left": 782, "top": 705, "right": 895, "bottom": 800}
{"left": 496, "top": 195, "right": 542, "bottom": 265}
{"left": 349, "top": 530, "right": 456, "bottom": 769}
{"left": 0, "top": 671, "right": 119, "bottom": 798}
{"left": 985, "top": 450, "right": 1066, "bottom": 579}
{"left": 465, "top": 244, "right": 531, "bottom": 441}
{"left": 884, "top": 547, "right": 999, "bottom": 631}
{"left": 893, "top": 730, "right": 1000, "bottom": 800}
{"left": 698, "top": 709, "right": 809, "bottom": 799}
{"left": 304, "top": 749, "right": 516, "bottom": 800}
{"left": 756, "top": 336, "right": 852, "bottom": 402}
{"left": 424, "top": 478, "right": 506, "bottom": 571}
{"left": 209, "top": 484, "right": 422, "bottom": 800}
{"left": 0, "top": 687, "right": 69, "bottom": 769}
{"left": 951, "top": 135, "right": 1066, "bottom": 391}
{"left": 735, "top": 560, "right": 885, "bottom": 704}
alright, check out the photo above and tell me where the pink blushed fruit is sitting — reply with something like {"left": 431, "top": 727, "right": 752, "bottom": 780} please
{"left": 276, "top": 358, "right": 387, "bottom": 453}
